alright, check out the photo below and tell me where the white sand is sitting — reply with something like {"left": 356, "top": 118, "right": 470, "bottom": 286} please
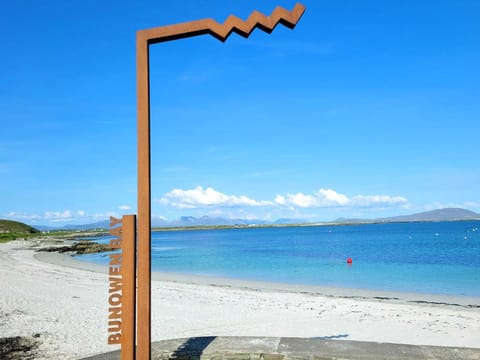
{"left": 1, "top": 240, "right": 479, "bottom": 359}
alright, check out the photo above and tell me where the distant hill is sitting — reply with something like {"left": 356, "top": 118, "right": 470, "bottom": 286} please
{"left": 36, "top": 220, "right": 110, "bottom": 232}
{"left": 35, "top": 216, "right": 267, "bottom": 231}
{"left": 336, "top": 208, "right": 480, "bottom": 224}
{"left": 0, "top": 219, "right": 40, "bottom": 234}
{"left": 379, "top": 208, "right": 480, "bottom": 222}
{"left": 32, "top": 208, "right": 480, "bottom": 231}
{"left": 334, "top": 217, "right": 367, "bottom": 224}
{"left": 0, "top": 219, "right": 40, "bottom": 242}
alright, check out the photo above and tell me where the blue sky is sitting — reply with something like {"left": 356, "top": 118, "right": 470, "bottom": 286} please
{"left": 1, "top": 1, "right": 479, "bottom": 226}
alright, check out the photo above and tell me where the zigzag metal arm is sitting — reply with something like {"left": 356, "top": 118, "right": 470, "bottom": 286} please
{"left": 138, "top": 3, "right": 306, "bottom": 43}
{"left": 135, "top": 4, "right": 305, "bottom": 359}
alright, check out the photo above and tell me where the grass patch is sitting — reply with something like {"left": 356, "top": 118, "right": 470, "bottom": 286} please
{"left": 0, "top": 232, "right": 36, "bottom": 243}
{"left": 0, "top": 220, "right": 40, "bottom": 243}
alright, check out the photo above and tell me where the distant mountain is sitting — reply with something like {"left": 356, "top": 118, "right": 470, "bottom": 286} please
{"left": 379, "top": 208, "right": 480, "bottom": 223}
{"left": 34, "top": 225, "right": 57, "bottom": 231}
{"left": 34, "top": 216, "right": 268, "bottom": 231}
{"left": 151, "top": 218, "right": 169, "bottom": 227}
{"left": 32, "top": 208, "right": 480, "bottom": 232}
{"left": 36, "top": 220, "right": 110, "bottom": 231}
{"left": 336, "top": 208, "right": 480, "bottom": 224}
{"left": 63, "top": 220, "right": 110, "bottom": 230}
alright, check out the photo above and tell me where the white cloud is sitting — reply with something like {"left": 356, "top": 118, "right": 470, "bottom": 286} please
{"left": 274, "top": 195, "right": 286, "bottom": 205}
{"left": 275, "top": 192, "right": 318, "bottom": 208}
{"left": 274, "top": 189, "right": 351, "bottom": 208}
{"left": 7, "top": 212, "right": 41, "bottom": 220}
{"left": 152, "top": 214, "right": 167, "bottom": 221}
{"left": 5, "top": 209, "right": 121, "bottom": 224}
{"left": 119, "top": 205, "right": 131, "bottom": 211}
{"left": 160, "top": 186, "right": 271, "bottom": 209}
{"left": 160, "top": 186, "right": 407, "bottom": 211}
{"left": 44, "top": 210, "right": 73, "bottom": 221}
{"left": 316, "top": 188, "right": 350, "bottom": 206}
{"left": 274, "top": 188, "right": 407, "bottom": 209}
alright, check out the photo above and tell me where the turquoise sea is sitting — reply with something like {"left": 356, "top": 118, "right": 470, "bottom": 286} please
{"left": 77, "top": 220, "right": 480, "bottom": 297}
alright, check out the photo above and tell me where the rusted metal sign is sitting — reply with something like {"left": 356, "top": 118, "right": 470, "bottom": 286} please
{"left": 108, "top": 3, "right": 305, "bottom": 360}
{"left": 107, "top": 215, "right": 136, "bottom": 360}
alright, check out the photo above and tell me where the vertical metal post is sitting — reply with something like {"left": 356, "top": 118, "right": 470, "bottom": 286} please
{"left": 134, "top": 5, "right": 305, "bottom": 360}
{"left": 136, "top": 35, "right": 151, "bottom": 359}
{"left": 121, "top": 215, "right": 136, "bottom": 360}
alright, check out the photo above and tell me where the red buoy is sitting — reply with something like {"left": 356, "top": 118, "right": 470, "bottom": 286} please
{"left": 347, "top": 258, "right": 353, "bottom": 264}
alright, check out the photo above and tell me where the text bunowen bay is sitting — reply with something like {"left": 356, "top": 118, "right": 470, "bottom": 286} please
{"left": 108, "top": 217, "right": 123, "bottom": 345}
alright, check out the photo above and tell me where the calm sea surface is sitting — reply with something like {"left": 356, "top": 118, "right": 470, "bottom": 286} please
{"left": 77, "top": 221, "right": 480, "bottom": 296}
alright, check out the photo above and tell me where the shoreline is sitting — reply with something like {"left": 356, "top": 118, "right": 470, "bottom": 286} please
{"left": 35, "top": 251, "right": 480, "bottom": 308}
{"left": 150, "top": 218, "right": 480, "bottom": 232}
{"left": 2, "top": 240, "right": 480, "bottom": 359}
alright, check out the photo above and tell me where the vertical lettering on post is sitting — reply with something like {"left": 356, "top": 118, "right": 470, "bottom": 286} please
{"left": 108, "top": 215, "right": 136, "bottom": 360}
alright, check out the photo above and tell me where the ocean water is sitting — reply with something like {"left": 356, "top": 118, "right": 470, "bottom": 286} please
{"left": 77, "top": 220, "right": 480, "bottom": 297}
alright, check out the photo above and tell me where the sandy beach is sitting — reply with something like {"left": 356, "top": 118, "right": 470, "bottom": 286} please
{"left": 1, "top": 240, "right": 479, "bottom": 359}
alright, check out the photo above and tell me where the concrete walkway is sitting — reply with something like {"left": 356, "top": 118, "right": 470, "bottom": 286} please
{"left": 81, "top": 336, "right": 480, "bottom": 360}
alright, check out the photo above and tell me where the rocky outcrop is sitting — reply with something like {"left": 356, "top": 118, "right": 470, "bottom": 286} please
{"left": 36, "top": 241, "right": 113, "bottom": 254}
{"left": 0, "top": 335, "right": 40, "bottom": 360}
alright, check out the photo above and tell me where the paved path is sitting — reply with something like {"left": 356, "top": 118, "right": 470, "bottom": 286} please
{"left": 82, "top": 336, "right": 480, "bottom": 359}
